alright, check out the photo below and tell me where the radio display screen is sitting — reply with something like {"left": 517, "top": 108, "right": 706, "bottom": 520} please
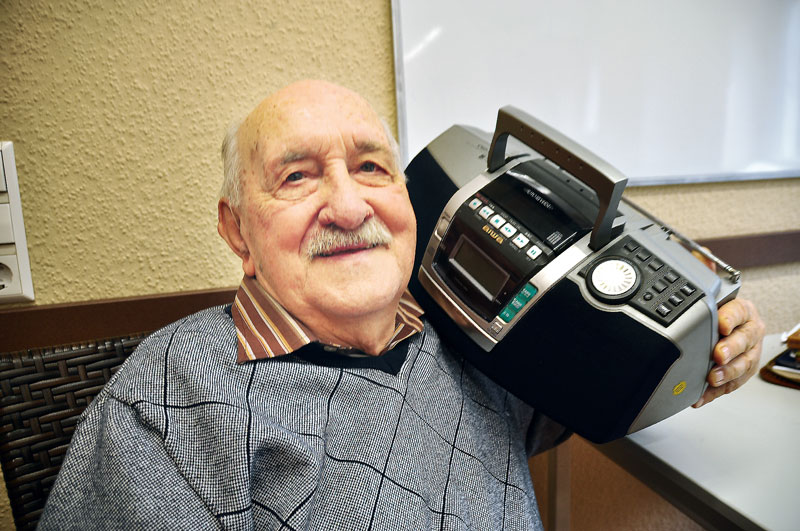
{"left": 449, "top": 235, "right": 509, "bottom": 300}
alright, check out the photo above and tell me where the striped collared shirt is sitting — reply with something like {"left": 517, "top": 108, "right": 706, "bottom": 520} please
{"left": 231, "top": 275, "right": 424, "bottom": 363}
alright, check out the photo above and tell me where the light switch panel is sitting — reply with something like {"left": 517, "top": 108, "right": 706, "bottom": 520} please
{"left": 0, "top": 203, "right": 14, "bottom": 243}
{"left": 0, "top": 154, "right": 6, "bottom": 193}
{"left": 0, "top": 141, "right": 34, "bottom": 302}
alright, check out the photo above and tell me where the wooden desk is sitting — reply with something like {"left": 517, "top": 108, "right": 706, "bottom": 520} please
{"left": 596, "top": 333, "right": 799, "bottom": 530}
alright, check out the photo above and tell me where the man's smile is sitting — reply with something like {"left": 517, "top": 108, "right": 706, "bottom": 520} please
{"left": 315, "top": 242, "right": 382, "bottom": 258}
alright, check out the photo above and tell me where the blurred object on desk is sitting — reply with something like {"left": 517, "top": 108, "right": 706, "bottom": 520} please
{"left": 786, "top": 325, "right": 800, "bottom": 350}
{"left": 761, "top": 323, "right": 800, "bottom": 390}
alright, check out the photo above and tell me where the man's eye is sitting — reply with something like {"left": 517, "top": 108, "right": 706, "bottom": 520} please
{"left": 360, "top": 162, "right": 377, "bottom": 172}
{"left": 285, "top": 172, "right": 304, "bottom": 182}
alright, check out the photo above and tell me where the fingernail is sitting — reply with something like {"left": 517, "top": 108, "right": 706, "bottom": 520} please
{"left": 719, "top": 345, "right": 730, "bottom": 363}
{"left": 712, "top": 369, "right": 724, "bottom": 386}
{"left": 694, "top": 397, "right": 705, "bottom": 408}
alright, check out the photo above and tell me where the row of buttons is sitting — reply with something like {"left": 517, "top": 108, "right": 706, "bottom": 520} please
{"left": 644, "top": 282, "right": 695, "bottom": 300}
{"left": 650, "top": 284, "right": 696, "bottom": 317}
{"left": 498, "top": 283, "right": 538, "bottom": 323}
{"left": 628, "top": 238, "right": 696, "bottom": 317}
{"left": 469, "top": 197, "right": 543, "bottom": 260}
{"left": 621, "top": 237, "right": 702, "bottom": 326}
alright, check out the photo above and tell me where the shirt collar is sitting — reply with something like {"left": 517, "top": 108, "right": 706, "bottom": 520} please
{"left": 231, "top": 275, "right": 424, "bottom": 364}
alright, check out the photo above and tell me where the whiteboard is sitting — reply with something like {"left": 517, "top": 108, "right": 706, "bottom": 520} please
{"left": 392, "top": 0, "right": 800, "bottom": 185}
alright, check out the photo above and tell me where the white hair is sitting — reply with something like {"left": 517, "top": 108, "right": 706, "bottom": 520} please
{"left": 220, "top": 117, "right": 244, "bottom": 208}
{"left": 219, "top": 115, "right": 403, "bottom": 208}
{"left": 380, "top": 118, "right": 404, "bottom": 179}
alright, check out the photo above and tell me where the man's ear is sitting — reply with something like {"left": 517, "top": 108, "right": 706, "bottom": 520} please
{"left": 217, "top": 199, "right": 256, "bottom": 277}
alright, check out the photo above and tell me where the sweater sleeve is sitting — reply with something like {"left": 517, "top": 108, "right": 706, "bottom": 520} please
{"left": 38, "top": 393, "right": 220, "bottom": 530}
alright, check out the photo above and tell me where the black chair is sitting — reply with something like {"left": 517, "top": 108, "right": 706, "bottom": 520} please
{"left": 0, "top": 334, "right": 147, "bottom": 530}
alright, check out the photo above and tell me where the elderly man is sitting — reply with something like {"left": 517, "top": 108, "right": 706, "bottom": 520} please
{"left": 39, "top": 80, "right": 764, "bottom": 530}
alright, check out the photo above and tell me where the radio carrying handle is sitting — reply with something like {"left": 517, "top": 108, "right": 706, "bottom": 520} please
{"left": 488, "top": 106, "right": 628, "bottom": 251}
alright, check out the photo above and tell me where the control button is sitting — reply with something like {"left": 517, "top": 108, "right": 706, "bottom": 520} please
{"left": 500, "top": 223, "right": 517, "bottom": 237}
{"left": 648, "top": 259, "right": 664, "bottom": 271}
{"left": 681, "top": 284, "right": 696, "bottom": 296}
{"left": 499, "top": 306, "right": 517, "bottom": 323}
{"left": 526, "top": 245, "right": 542, "bottom": 260}
{"left": 503, "top": 288, "right": 536, "bottom": 323}
{"left": 518, "top": 283, "right": 537, "bottom": 301}
{"left": 509, "top": 297, "right": 526, "bottom": 312}
{"left": 490, "top": 322, "right": 504, "bottom": 335}
{"left": 590, "top": 258, "right": 639, "bottom": 298}
{"left": 479, "top": 205, "right": 494, "bottom": 219}
{"left": 656, "top": 304, "right": 671, "bottom": 317}
{"left": 653, "top": 280, "right": 668, "bottom": 293}
{"left": 490, "top": 214, "right": 506, "bottom": 229}
{"left": 624, "top": 240, "right": 640, "bottom": 253}
{"left": 468, "top": 198, "right": 482, "bottom": 210}
{"left": 643, "top": 292, "right": 654, "bottom": 301}
{"left": 636, "top": 250, "right": 652, "bottom": 261}
{"left": 669, "top": 294, "right": 683, "bottom": 307}
{"left": 512, "top": 233, "right": 529, "bottom": 248}
{"left": 665, "top": 271, "right": 679, "bottom": 283}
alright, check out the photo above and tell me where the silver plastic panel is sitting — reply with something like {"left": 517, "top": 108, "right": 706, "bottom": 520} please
{"left": 418, "top": 167, "right": 593, "bottom": 351}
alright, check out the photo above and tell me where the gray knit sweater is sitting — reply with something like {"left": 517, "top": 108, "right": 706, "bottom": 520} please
{"left": 39, "top": 305, "right": 566, "bottom": 530}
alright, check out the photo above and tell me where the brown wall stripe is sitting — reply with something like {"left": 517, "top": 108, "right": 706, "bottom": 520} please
{"left": 0, "top": 287, "right": 237, "bottom": 352}
{"left": 696, "top": 230, "right": 800, "bottom": 270}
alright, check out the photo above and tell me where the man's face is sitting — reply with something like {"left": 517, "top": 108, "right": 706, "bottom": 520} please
{"left": 229, "top": 82, "right": 416, "bottom": 330}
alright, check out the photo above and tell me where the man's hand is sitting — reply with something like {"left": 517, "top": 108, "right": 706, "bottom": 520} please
{"left": 693, "top": 297, "right": 765, "bottom": 407}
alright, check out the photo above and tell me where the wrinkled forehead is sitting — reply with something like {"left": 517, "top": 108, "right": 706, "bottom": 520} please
{"left": 239, "top": 85, "right": 390, "bottom": 168}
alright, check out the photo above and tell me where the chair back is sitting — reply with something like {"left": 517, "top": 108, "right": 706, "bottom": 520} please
{"left": 0, "top": 335, "right": 146, "bottom": 530}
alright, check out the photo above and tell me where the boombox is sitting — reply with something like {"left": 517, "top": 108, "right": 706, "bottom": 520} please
{"left": 406, "top": 107, "right": 741, "bottom": 443}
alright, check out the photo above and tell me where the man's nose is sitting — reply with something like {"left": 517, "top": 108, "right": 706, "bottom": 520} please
{"left": 317, "top": 165, "right": 374, "bottom": 229}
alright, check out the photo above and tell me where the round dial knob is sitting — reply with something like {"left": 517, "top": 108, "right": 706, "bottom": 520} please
{"left": 587, "top": 257, "right": 641, "bottom": 303}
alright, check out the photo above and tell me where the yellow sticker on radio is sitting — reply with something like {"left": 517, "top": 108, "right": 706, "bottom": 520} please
{"left": 672, "top": 381, "right": 687, "bottom": 396}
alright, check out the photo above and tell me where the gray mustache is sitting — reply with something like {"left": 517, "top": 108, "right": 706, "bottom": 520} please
{"left": 306, "top": 218, "right": 393, "bottom": 259}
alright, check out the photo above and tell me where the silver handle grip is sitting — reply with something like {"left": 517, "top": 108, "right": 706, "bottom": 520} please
{"left": 487, "top": 106, "right": 627, "bottom": 251}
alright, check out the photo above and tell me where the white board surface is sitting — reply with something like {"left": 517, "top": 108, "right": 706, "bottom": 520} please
{"left": 393, "top": 0, "right": 800, "bottom": 185}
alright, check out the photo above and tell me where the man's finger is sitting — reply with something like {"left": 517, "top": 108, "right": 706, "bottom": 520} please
{"left": 713, "top": 317, "right": 764, "bottom": 365}
{"left": 694, "top": 343, "right": 762, "bottom": 407}
{"left": 709, "top": 344, "right": 760, "bottom": 387}
{"left": 717, "top": 298, "right": 757, "bottom": 336}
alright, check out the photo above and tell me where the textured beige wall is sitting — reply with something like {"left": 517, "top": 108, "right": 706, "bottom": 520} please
{"left": 1, "top": 0, "right": 798, "bottom": 528}
{"left": 1, "top": 0, "right": 397, "bottom": 308}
